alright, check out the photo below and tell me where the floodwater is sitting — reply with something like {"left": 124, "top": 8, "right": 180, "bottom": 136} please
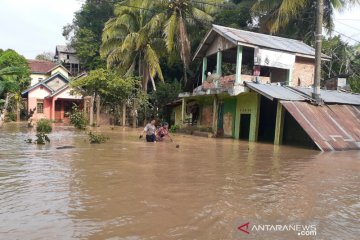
{"left": 0, "top": 123, "right": 359, "bottom": 240}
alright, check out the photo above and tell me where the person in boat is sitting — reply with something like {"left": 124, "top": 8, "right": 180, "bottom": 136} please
{"left": 140, "top": 119, "right": 157, "bottom": 142}
{"left": 156, "top": 122, "right": 173, "bottom": 142}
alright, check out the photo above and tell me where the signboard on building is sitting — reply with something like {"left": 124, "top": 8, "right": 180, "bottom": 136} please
{"left": 254, "top": 48, "right": 296, "bottom": 69}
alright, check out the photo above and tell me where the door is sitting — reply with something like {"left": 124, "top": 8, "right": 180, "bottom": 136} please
{"left": 239, "top": 114, "right": 251, "bottom": 140}
{"left": 55, "top": 100, "right": 62, "bottom": 122}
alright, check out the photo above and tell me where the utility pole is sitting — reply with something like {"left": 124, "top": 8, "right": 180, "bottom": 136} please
{"left": 312, "top": 0, "right": 323, "bottom": 101}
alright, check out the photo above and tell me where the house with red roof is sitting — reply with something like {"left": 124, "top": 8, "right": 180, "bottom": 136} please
{"left": 22, "top": 60, "right": 83, "bottom": 122}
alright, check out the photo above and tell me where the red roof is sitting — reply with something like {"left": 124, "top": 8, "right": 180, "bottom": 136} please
{"left": 27, "top": 59, "right": 58, "bottom": 73}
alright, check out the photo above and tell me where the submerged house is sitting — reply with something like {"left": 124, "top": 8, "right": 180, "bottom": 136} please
{"left": 22, "top": 60, "right": 83, "bottom": 122}
{"left": 175, "top": 25, "right": 360, "bottom": 151}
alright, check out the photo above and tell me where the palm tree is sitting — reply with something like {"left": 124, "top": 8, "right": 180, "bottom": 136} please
{"left": 101, "top": 1, "right": 164, "bottom": 91}
{"left": 253, "top": 0, "right": 360, "bottom": 34}
{"left": 160, "top": 0, "right": 223, "bottom": 83}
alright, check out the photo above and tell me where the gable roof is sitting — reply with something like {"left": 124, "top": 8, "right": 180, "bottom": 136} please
{"left": 21, "top": 72, "right": 69, "bottom": 95}
{"left": 27, "top": 59, "right": 70, "bottom": 74}
{"left": 56, "top": 45, "right": 76, "bottom": 54}
{"left": 194, "top": 25, "right": 331, "bottom": 60}
{"left": 28, "top": 60, "right": 58, "bottom": 73}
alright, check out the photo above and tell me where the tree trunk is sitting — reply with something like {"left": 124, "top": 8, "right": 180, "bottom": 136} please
{"left": 89, "top": 93, "right": 95, "bottom": 126}
{"left": 150, "top": 70, "right": 156, "bottom": 91}
{"left": 0, "top": 93, "right": 12, "bottom": 127}
{"left": 16, "top": 100, "right": 21, "bottom": 122}
{"left": 96, "top": 94, "right": 100, "bottom": 126}
{"left": 132, "top": 100, "right": 137, "bottom": 128}
{"left": 122, "top": 102, "right": 126, "bottom": 126}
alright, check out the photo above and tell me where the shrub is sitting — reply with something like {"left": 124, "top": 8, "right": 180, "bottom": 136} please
{"left": 70, "top": 105, "right": 87, "bottom": 130}
{"left": 5, "top": 112, "right": 16, "bottom": 122}
{"left": 169, "top": 124, "right": 179, "bottom": 133}
{"left": 88, "top": 131, "right": 109, "bottom": 144}
{"left": 35, "top": 133, "right": 50, "bottom": 144}
{"left": 36, "top": 119, "right": 52, "bottom": 133}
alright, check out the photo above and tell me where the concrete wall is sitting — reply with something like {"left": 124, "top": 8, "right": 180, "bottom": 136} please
{"left": 222, "top": 98, "right": 237, "bottom": 137}
{"left": 200, "top": 104, "right": 213, "bottom": 127}
{"left": 292, "top": 57, "right": 315, "bottom": 87}
{"left": 28, "top": 86, "right": 52, "bottom": 120}
{"left": 57, "top": 52, "right": 79, "bottom": 64}
{"left": 30, "top": 73, "right": 49, "bottom": 86}
{"left": 51, "top": 67, "right": 69, "bottom": 78}
{"left": 234, "top": 92, "right": 260, "bottom": 141}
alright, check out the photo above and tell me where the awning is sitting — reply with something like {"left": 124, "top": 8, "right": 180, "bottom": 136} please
{"left": 281, "top": 101, "right": 360, "bottom": 151}
{"left": 245, "top": 82, "right": 307, "bottom": 101}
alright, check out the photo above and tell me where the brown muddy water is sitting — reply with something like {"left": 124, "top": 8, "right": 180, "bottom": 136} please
{"left": 0, "top": 123, "right": 359, "bottom": 240}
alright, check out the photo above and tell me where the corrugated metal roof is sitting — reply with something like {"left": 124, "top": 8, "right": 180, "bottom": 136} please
{"left": 56, "top": 45, "right": 76, "bottom": 53}
{"left": 292, "top": 87, "right": 360, "bottom": 105}
{"left": 281, "top": 101, "right": 360, "bottom": 151}
{"left": 245, "top": 82, "right": 307, "bottom": 101}
{"left": 214, "top": 25, "right": 318, "bottom": 56}
{"left": 194, "top": 25, "right": 330, "bottom": 59}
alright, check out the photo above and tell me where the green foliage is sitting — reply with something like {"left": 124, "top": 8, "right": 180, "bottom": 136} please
{"left": 35, "top": 133, "right": 51, "bottom": 145}
{"left": 169, "top": 124, "right": 179, "bottom": 133}
{"left": 5, "top": 111, "right": 16, "bottom": 122}
{"left": 0, "top": 49, "right": 30, "bottom": 98}
{"left": 149, "top": 81, "right": 181, "bottom": 119}
{"left": 69, "top": 105, "right": 87, "bottom": 130}
{"left": 213, "top": 0, "right": 254, "bottom": 29}
{"left": 63, "top": 0, "right": 118, "bottom": 70}
{"left": 88, "top": 131, "right": 109, "bottom": 144}
{"left": 36, "top": 119, "right": 52, "bottom": 134}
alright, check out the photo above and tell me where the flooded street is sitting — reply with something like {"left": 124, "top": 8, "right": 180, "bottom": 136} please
{"left": 0, "top": 123, "right": 359, "bottom": 240}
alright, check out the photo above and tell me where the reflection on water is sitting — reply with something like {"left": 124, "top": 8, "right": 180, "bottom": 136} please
{"left": 0, "top": 123, "right": 359, "bottom": 240}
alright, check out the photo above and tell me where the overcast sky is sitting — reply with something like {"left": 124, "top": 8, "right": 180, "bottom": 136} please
{"left": 0, "top": 0, "right": 360, "bottom": 59}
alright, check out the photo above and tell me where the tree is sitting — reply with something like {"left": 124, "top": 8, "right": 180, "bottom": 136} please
{"left": 101, "top": 1, "right": 164, "bottom": 91}
{"left": 35, "top": 52, "right": 55, "bottom": 61}
{"left": 252, "top": 0, "right": 360, "bottom": 36}
{"left": 0, "top": 49, "right": 30, "bottom": 125}
{"left": 63, "top": 0, "right": 119, "bottom": 70}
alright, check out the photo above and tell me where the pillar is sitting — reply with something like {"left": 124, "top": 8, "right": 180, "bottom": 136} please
{"left": 212, "top": 96, "right": 218, "bottom": 135}
{"left": 216, "top": 51, "right": 222, "bottom": 76}
{"left": 122, "top": 102, "right": 126, "bottom": 126}
{"left": 51, "top": 98, "right": 56, "bottom": 121}
{"left": 235, "top": 45, "right": 243, "bottom": 85}
{"left": 181, "top": 98, "right": 186, "bottom": 123}
{"left": 274, "top": 101, "right": 285, "bottom": 145}
{"left": 249, "top": 94, "right": 260, "bottom": 142}
{"left": 286, "top": 68, "right": 293, "bottom": 86}
{"left": 202, "top": 57, "right": 207, "bottom": 83}
{"left": 96, "top": 94, "right": 100, "bottom": 126}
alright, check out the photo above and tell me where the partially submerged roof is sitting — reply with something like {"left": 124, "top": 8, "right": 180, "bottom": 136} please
{"left": 194, "top": 25, "right": 330, "bottom": 60}
{"left": 245, "top": 82, "right": 308, "bottom": 101}
{"left": 281, "top": 101, "right": 360, "bottom": 151}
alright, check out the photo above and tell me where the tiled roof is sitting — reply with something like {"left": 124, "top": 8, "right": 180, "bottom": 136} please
{"left": 27, "top": 60, "right": 57, "bottom": 73}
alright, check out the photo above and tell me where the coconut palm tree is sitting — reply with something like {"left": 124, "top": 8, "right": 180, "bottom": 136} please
{"left": 253, "top": 0, "right": 360, "bottom": 34}
{"left": 101, "top": 1, "right": 164, "bottom": 91}
{"left": 160, "top": 0, "right": 223, "bottom": 83}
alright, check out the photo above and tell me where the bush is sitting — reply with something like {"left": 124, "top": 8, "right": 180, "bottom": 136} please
{"left": 5, "top": 112, "right": 16, "bottom": 122}
{"left": 35, "top": 133, "right": 50, "bottom": 144}
{"left": 88, "top": 131, "right": 109, "bottom": 144}
{"left": 70, "top": 105, "right": 87, "bottom": 130}
{"left": 36, "top": 119, "right": 52, "bottom": 133}
{"left": 169, "top": 124, "right": 179, "bottom": 133}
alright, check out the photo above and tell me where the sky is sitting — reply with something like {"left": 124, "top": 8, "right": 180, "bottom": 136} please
{"left": 0, "top": 0, "right": 360, "bottom": 59}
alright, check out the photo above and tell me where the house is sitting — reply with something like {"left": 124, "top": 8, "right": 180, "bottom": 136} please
{"left": 54, "top": 45, "right": 80, "bottom": 76}
{"left": 22, "top": 60, "right": 83, "bottom": 122}
{"left": 324, "top": 74, "right": 351, "bottom": 91}
{"left": 175, "top": 25, "right": 360, "bottom": 151}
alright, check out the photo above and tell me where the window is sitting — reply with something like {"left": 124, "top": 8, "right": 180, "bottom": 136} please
{"left": 38, "top": 78, "right": 43, "bottom": 82}
{"left": 67, "top": 54, "right": 69, "bottom": 60}
{"left": 37, "top": 100, "right": 44, "bottom": 113}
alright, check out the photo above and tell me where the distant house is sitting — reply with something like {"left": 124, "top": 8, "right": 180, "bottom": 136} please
{"left": 54, "top": 45, "right": 80, "bottom": 76}
{"left": 22, "top": 60, "right": 83, "bottom": 122}
{"left": 324, "top": 74, "right": 350, "bottom": 91}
